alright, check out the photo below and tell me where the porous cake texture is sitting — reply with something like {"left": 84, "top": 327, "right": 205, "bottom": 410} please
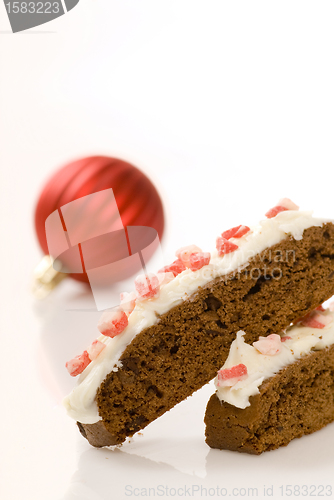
{"left": 205, "top": 344, "right": 334, "bottom": 454}
{"left": 79, "top": 223, "right": 334, "bottom": 446}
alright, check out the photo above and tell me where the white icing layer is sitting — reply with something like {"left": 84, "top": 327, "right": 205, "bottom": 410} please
{"left": 215, "top": 310, "right": 334, "bottom": 409}
{"left": 63, "top": 210, "right": 330, "bottom": 423}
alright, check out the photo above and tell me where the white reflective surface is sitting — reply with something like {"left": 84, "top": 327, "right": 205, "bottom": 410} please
{"left": 2, "top": 2, "right": 334, "bottom": 499}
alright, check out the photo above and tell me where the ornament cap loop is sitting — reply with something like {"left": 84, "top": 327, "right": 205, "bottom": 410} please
{"left": 32, "top": 255, "right": 67, "bottom": 299}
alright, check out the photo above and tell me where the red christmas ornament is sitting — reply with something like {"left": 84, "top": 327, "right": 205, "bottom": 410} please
{"left": 34, "top": 156, "right": 165, "bottom": 296}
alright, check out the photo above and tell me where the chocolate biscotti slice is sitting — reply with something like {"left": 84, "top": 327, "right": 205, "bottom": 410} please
{"left": 205, "top": 306, "right": 334, "bottom": 454}
{"left": 63, "top": 200, "right": 334, "bottom": 447}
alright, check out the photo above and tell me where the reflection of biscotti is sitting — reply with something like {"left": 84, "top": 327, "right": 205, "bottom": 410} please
{"left": 205, "top": 344, "right": 334, "bottom": 454}
{"left": 78, "top": 222, "right": 334, "bottom": 447}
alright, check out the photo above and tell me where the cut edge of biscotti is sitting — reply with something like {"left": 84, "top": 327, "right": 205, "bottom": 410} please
{"left": 205, "top": 306, "right": 334, "bottom": 454}
{"left": 62, "top": 201, "right": 334, "bottom": 447}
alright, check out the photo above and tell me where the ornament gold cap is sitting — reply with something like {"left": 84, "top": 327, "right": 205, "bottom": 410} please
{"left": 32, "top": 255, "right": 67, "bottom": 299}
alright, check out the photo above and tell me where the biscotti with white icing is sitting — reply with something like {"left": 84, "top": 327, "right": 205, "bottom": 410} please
{"left": 63, "top": 200, "right": 334, "bottom": 447}
{"left": 205, "top": 307, "right": 334, "bottom": 454}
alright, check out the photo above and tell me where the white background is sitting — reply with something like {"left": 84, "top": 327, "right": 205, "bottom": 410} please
{"left": 1, "top": 2, "right": 334, "bottom": 499}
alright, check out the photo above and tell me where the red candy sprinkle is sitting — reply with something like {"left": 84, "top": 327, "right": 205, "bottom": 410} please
{"left": 134, "top": 273, "right": 160, "bottom": 299}
{"left": 298, "top": 311, "right": 332, "bottom": 329}
{"left": 253, "top": 334, "right": 282, "bottom": 355}
{"left": 299, "top": 316, "right": 325, "bottom": 329}
{"left": 189, "top": 252, "right": 211, "bottom": 271}
{"left": 158, "top": 258, "right": 186, "bottom": 277}
{"left": 277, "top": 198, "right": 299, "bottom": 210}
{"left": 265, "top": 206, "right": 289, "bottom": 219}
{"left": 97, "top": 310, "right": 129, "bottom": 337}
{"left": 265, "top": 198, "right": 299, "bottom": 219}
{"left": 157, "top": 271, "right": 175, "bottom": 285}
{"left": 87, "top": 340, "right": 106, "bottom": 360}
{"left": 120, "top": 291, "right": 136, "bottom": 315}
{"left": 66, "top": 350, "right": 91, "bottom": 377}
{"left": 217, "top": 364, "right": 248, "bottom": 387}
{"left": 175, "top": 245, "right": 202, "bottom": 267}
{"left": 295, "top": 307, "right": 332, "bottom": 329}
{"left": 313, "top": 312, "right": 333, "bottom": 326}
{"left": 281, "top": 336, "right": 292, "bottom": 342}
{"left": 216, "top": 237, "right": 238, "bottom": 257}
{"left": 221, "top": 225, "right": 250, "bottom": 240}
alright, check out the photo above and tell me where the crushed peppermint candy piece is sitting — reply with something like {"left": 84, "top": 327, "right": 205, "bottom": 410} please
{"left": 158, "top": 258, "right": 186, "bottom": 277}
{"left": 189, "top": 252, "right": 211, "bottom": 271}
{"left": 176, "top": 245, "right": 202, "bottom": 267}
{"left": 299, "top": 310, "right": 333, "bottom": 329}
{"left": 314, "top": 313, "right": 332, "bottom": 327}
{"left": 253, "top": 334, "right": 282, "bottom": 355}
{"left": 329, "top": 302, "right": 334, "bottom": 312}
{"left": 134, "top": 273, "right": 160, "bottom": 299}
{"left": 98, "top": 310, "right": 129, "bottom": 338}
{"left": 157, "top": 271, "right": 175, "bottom": 286}
{"left": 216, "top": 237, "right": 238, "bottom": 257}
{"left": 298, "top": 315, "right": 325, "bottom": 329}
{"left": 281, "top": 336, "right": 292, "bottom": 342}
{"left": 120, "top": 291, "right": 137, "bottom": 315}
{"left": 315, "top": 305, "right": 325, "bottom": 312}
{"left": 265, "top": 205, "right": 289, "bottom": 219}
{"left": 66, "top": 350, "right": 91, "bottom": 377}
{"left": 221, "top": 225, "right": 250, "bottom": 240}
{"left": 265, "top": 198, "right": 299, "bottom": 219}
{"left": 87, "top": 340, "right": 106, "bottom": 360}
{"left": 277, "top": 198, "right": 299, "bottom": 211}
{"left": 217, "top": 364, "right": 248, "bottom": 387}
